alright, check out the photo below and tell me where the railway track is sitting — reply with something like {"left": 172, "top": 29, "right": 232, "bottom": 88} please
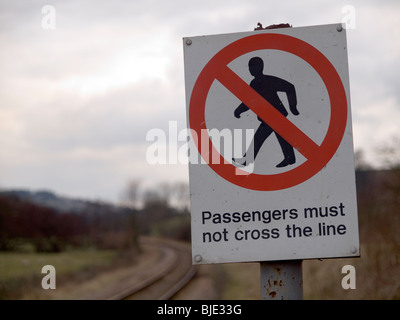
{"left": 107, "top": 238, "right": 197, "bottom": 300}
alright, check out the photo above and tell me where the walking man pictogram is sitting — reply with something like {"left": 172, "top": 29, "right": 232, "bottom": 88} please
{"left": 233, "top": 56, "right": 300, "bottom": 168}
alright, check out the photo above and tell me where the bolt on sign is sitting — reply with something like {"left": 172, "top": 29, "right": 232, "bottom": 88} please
{"left": 183, "top": 23, "right": 359, "bottom": 264}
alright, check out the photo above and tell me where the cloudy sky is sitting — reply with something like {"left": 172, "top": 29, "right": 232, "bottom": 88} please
{"left": 1, "top": 0, "right": 399, "bottom": 203}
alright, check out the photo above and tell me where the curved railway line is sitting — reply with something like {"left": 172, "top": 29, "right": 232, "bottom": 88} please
{"left": 107, "top": 238, "right": 197, "bottom": 300}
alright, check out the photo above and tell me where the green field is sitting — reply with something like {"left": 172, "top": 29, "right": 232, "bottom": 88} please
{"left": 0, "top": 249, "right": 118, "bottom": 299}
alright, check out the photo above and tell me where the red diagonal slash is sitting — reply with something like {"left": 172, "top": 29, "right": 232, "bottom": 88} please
{"left": 215, "top": 66, "right": 320, "bottom": 160}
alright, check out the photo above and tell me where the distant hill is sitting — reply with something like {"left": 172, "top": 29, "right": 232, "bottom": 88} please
{"left": 0, "top": 189, "right": 121, "bottom": 214}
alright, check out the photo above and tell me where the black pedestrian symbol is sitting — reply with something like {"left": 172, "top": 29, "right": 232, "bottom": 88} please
{"left": 232, "top": 57, "right": 300, "bottom": 168}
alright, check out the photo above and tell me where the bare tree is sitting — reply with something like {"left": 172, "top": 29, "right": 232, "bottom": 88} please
{"left": 158, "top": 182, "right": 172, "bottom": 206}
{"left": 120, "top": 179, "right": 141, "bottom": 250}
{"left": 377, "top": 136, "right": 400, "bottom": 169}
{"left": 354, "top": 149, "right": 373, "bottom": 171}
{"left": 171, "top": 182, "right": 190, "bottom": 212}
{"left": 121, "top": 179, "right": 142, "bottom": 210}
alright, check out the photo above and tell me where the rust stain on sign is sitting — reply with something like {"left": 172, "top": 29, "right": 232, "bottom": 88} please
{"left": 254, "top": 22, "right": 292, "bottom": 30}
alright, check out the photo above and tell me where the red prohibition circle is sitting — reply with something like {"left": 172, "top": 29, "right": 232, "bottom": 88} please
{"left": 189, "top": 33, "right": 347, "bottom": 191}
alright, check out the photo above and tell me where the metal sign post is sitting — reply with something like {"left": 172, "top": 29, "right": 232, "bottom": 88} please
{"left": 260, "top": 260, "right": 303, "bottom": 300}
